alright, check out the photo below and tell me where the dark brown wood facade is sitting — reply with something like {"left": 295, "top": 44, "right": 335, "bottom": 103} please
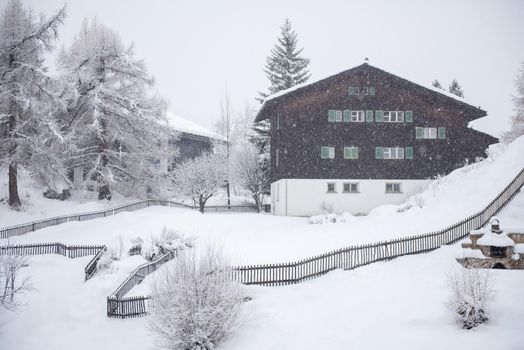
{"left": 256, "top": 64, "right": 498, "bottom": 182}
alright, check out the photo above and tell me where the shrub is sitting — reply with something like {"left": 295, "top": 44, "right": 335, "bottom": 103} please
{"left": 447, "top": 265, "right": 491, "bottom": 329}
{"left": 149, "top": 246, "right": 245, "bottom": 350}
{"left": 142, "top": 227, "right": 192, "bottom": 261}
{"left": 0, "top": 254, "right": 32, "bottom": 310}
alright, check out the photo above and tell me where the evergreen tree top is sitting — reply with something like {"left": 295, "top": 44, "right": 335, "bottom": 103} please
{"left": 258, "top": 18, "right": 310, "bottom": 102}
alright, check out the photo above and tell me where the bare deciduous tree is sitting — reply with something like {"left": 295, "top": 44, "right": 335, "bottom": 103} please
{"left": 0, "top": 254, "right": 32, "bottom": 310}
{"left": 233, "top": 144, "right": 270, "bottom": 212}
{"left": 149, "top": 246, "right": 245, "bottom": 350}
{"left": 172, "top": 153, "right": 227, "bottom": 213}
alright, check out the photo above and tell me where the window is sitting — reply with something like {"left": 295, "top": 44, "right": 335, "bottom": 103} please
{"left": 321, "top": 146, "right": 335, "bottom": 159}
{"left": 416, "top": 127, "right": 438, "bottom": 139}
{"left": 375, "top": 110, "right": 384, "bottom": 122}
{"left": 327, "top": 182, "right": 336, "bottom": 193}
{"left": 383, "top": 111, "right": 404, "bottom": 123}
{"left": 381, "top": 147, "right": 404, "bottom": 159}
{"left": 351, "top": 110, "right": 365, "bottom": 122}
{"left": 343, "top": 182, "right": 359, "bottom": 193}
{"left": 349, "top": 86, "right": 375, "bottom": 96}
{"left": 385, "top": 183, "right": 402, "bottom": 193}
{"left": 335, "top": 110, "right": 343, "bottom": 122}
{"left": 344, "top": 146, "right": 359, "bottom": 159}
{"left": 360, "top": 87, "right": 368, "bottom": 95}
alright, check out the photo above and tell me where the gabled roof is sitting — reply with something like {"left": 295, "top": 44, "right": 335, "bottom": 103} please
{"left": 255, "top": 63, "right": 487, "bottom": 122}
{"left": 165, "top": 112, "right": 226, "bottom": 142}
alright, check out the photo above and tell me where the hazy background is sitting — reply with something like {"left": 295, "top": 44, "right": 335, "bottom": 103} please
{"left": 21, "top": 0, "right": 524, "bottom": 137}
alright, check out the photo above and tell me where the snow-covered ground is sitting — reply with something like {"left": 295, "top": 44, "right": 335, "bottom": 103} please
{"left": 1, "top": 233, "right": 523, "bottom": 350}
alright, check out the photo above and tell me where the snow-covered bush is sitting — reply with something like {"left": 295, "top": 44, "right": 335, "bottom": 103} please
{"left": 128, "top": 237, "right": 144, "bottom": 256}
{"left": 309, "top": 212, "right": 357, "bottom": 224}
{"left": 0, "top": 254, "right": 32, "bottom": 310}
{"left": 149, "top": 246, "right": 245, "bottom": 350}
{"left": 96, "top": 245, "right": 122, "bottom": 273}
{"left": 447, "top": 265, "right": 492, "bottom": 329}
{"left": 142, "top": 227, "right": 191, "bottom": 262}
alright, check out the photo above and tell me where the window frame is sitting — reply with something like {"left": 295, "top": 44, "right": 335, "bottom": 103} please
{"left": 343, "top": 182, "right": 359, "bottom": 193}
{"left": 327, "top": 182, "right": 337, "bottom": 193}
{"left": 385, "top": 182, "right": 402, "bottom": 194}
{"left": 321, "top": 146, "right": 335, "bottom": 159}
{"left": 351, "top": 110, "right": 365, "bottom": 122}
{"left": 382, "top": 147, "right": 405, "bottom": 160}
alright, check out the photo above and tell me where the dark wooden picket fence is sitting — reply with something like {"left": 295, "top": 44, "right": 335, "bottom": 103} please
{"left": 0, "top": 242, "right": 105, "bottom": 259}
{"left": 0, "top": 200, "right": 267, "bottom": 240}
{"left": 107, "top": 250, "right": 178, "bottom": 318}
{"left": 232, "top": 167, "right": 524, "bottom": 286}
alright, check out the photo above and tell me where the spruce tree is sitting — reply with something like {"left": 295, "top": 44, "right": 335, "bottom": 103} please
{"left": 502, "top": 61, "right": 524, "bottom": 143}
{"left": 449, "top": 79, "right": 464, "bottom": 97}
{"left": 432, "top": 79, "right": 443, "bottom": 89}
{"left": 257, "top": 18, "right": 310, "bottom": 102}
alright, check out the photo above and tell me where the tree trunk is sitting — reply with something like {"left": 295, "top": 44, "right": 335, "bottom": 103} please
{"left": 226, "top": 181, "right": 231, "bottom": 209}
{"left": 199, "top": 199, "right": 205, "bottom": 213}
{"left": 253, "top": 194, "right": 261, "bottom": 213}
{"left": 8, "top": 162, "right": 21, "bottom": 209}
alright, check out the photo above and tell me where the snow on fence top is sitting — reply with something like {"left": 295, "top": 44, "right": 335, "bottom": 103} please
{"left": 165, "top": 112, "right": 226, "bottom": 142}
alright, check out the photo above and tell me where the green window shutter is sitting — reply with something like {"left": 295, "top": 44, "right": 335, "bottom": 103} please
{"left": 366, "top": 110, "right": 374, "bottom": 122}
{"left": 369, "top": 87, "right": 376, "bottom": 95}
{"left": 348, "top": 87, "right": 355, "bottom": 95}
{"left": 375, "top": 110, "right": 384, "bottom": 122}
{"left": 328, "top": 110, "right": 336, "bottom": 122}
{"left": 405, "top": 147, "right": 413, "bottom": 159}
{"left": 344, "top": 147, "right": 350, "bottom": 159}
{"left": 415, "top": 127, "right": 424, "bottom": 139}
{"left": 343, "top": 110, "right": 351, "bottom": 122}
{"left": 352, "top": 147, "right": 359, "bottom": 159}
{"left": 321, "top": 147, "right": 329, "bottom": 159}
{"left": 375, "top": 147, "right": 383, "bottom": 159}
{"left": 405, "top": 111, "right": 413, "bottom": 122}
{"left": 438, "top": 127, "right": 446, "bottom": 139}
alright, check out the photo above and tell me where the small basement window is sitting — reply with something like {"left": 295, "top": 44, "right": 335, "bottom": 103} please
{"left": 327, "top": 182, "right": 337, "bottom": 193}
{"left": 343, "top": 182, "right": 359, "bottom": 193}
{"left": 385, "top": 183, "right": 402, "bottom": 193}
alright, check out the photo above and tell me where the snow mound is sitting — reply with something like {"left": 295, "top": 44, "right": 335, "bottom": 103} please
{"left": 308, "top": 212, "right": 356, "bottom": 224}
{"left": 368, "top": 204, "right": 400, "bottom": 216}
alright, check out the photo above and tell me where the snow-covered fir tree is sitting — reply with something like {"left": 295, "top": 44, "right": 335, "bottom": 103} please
{"left": 503, "top": 61, "right": 524, "bottom": 143}
{"left": 257, "top": 18, "right": 310, "bottom": 102}
{"left": 432, "top": 79, "right": 443, "bottom": 89}
{"left": 58, "top": 18, "right": 170, "bottom": 200}
{"left": 449, "top": 79, "right": 464, "bottom": 97}
{"left": 0, "top": 0, "right": 66, "bottom": 208}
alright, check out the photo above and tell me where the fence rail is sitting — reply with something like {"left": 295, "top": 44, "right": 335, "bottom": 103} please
{"left": 0, "top": 242, "right": 105, "bottom": 258}
{"left": 107, "top": 250, "right": 178, "bottom": 318}
{"left": 0, "top": 200, "right": 267, "bottom": 240}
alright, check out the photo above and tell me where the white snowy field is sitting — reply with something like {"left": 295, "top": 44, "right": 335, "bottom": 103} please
{"left": 1, "top": 236, "right": 523, "bottom": 350}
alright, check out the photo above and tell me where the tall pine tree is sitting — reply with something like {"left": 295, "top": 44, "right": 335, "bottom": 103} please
{"left": 257, "top": 18, "right": 310, "bottom": 102}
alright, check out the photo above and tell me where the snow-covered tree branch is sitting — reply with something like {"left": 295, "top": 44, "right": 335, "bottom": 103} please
{"left": 149, "top": 246, "right": 245, "bottom": 350}
{"left": 172, "top": 153, "right": 227, "bottom": 213}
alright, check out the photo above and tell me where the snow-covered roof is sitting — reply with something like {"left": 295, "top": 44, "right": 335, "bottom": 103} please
{"left": 260, "top": 63, "right": 484, "bottom": 111}
{"left": 165, "top": 112, "right": 226, "bottom": 142}
{"left": 476, "top": 230, "right": 515, "bottom": 247}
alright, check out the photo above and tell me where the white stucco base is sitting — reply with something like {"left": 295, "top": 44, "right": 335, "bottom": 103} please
{"left": 270, "top": 178, "right": 431, "bottom": 216}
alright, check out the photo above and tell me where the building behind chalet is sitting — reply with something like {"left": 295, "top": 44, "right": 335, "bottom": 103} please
{"left": 255, "top": 63, "right": 498, "bottom": 216}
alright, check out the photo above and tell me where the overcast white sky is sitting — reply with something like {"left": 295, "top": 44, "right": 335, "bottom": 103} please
{"left": 22, "top": 0, "right": 524, "bottom": 137}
